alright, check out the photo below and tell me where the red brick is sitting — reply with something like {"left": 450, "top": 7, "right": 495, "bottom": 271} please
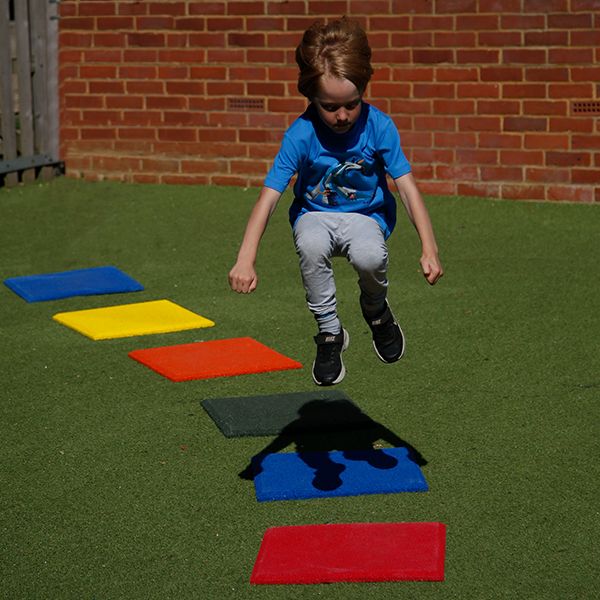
{"left": 391, "top": 0, "right": 434, "bottom": 14}
{"left": 436, "top": 0, "right": 477, "bottom": 12}
{"left": 93, "top": 33, "right": 128, "bottom": 47}
{"left": 189, "top": 3, "right": 226, "bottom": 15}
{"left": 548, "top": 13, "right": 592, "bottom": 28}
{"left": 228, "top": 1, "right": 268, "bottom": 14}
{"left": 369, "top": 16, "right": 411, "bottom": 30}
{"left": 549, "top": 118, "right": 593, "bottom": 133}
{"left": 547, "top": 186, "right": 594, "bottom": 202}
{"left": 501, "top": 184, "right": 545, "bottom": 201}
{"left": 548, "top": 48, "right": 595, "bottom": 64}
{"left": 81, "top": 128, "right": 117, "bottom": 140}
{"left": 479, "top": 32, "right": 521, "bottom": 46}
{"left": 207, "top": 17, "right": 244, "bottom": 30}
{"left": 524, "top": 0, "right": 568, "bottom": 10}
{"left": 435, "top": 165, "right": 478, "bottom": 181}
{"left": 123, "top": 49, "right": 158, "bottom": 62}
{"left": 500, "top": 149, "right": 544, "bottom": 165}
{"left": 572, "top": 135, "right": 600, "bottom": 150}
{"left": 477, "top": 100, "right": 520, "bottom": 115}
{"left": 136, "top": 16, "right": 175, "bottom": 30}
{"left": 479, "top": 133, "right": 522, "bottom": 149}
{"left": 524, "top": 133, "right": 569, "bottom": 150}
{"left": 457, "top": 182, "right": 500, "bottom": 198}
{"left": 158, "top": 128, "right": 197, "bottom": 142}
{"left": 481, "top": 166, "right": 523, "bottom": 181}
{"left": 146, "top": 96, "right": 187, "bottom": 110}
{"left": 247, "top": 49, "right": 286, "bottom": 63}
{"left": 525, "top": 167, "right": 570, "bottom": 183}
{"left": 392, "top": 32, "right": 432, "bottom": 48}
{"left": 412, "top": 16, "right": 453, "bottom": 30}
{"left": 118, "top": 2, "right": 148, "bottom": 16}
{"left": 413, "top": 116, "right": 456, "bottom": 132}
{"left": 480, "top": 67, "right": 523, "bottom": 82}
{"left": 247, "top": 16, "right": 285, "bottom": 31}
{"left": 349, "top": 0, "right": 390, "bottom": 13}
{"left": 503, "top": 49, "right": 547, "bottom": 64}
{"left": 410, "top": 83, "right": 449, "bottom": 98}
{"left": 127, "top": 33, "right": 165, "bottom": 47}
{"left": 546, "top": 151, "right": 591, "bottom": 167}
{"left": 96, "top": 17, "right": 134, "bottom": 30}
{"left": 549, "top": 83, "right": 594, "bottom": 98}
{"left": 525, "top": 67, "right": 569, "bottom": 82}
{"left": 175, "top": 18, "right": 208, "bottom": 31}
{"left": 80, "top": 65, "right": 117, "bottom": 79}
{"left": 572, "top": 0, "right": 600, "bottom": 9}
{"left": 412, "top": 148, "right": 455, "bottom": 163}
{"left": 479, "top": 0, "right": 521, "bottom": 10}
{"left": 89, "top": 81, "right": 124, "bottom": 94}
{"left": 525, "top": 31, "right": 569, "bottom": 46}
{"left": 119, "top": 66, "right": 157, "bottom": 79}
{"left": 501, "top": 15, "right": 545, "bottom": 30}
{"left": 149, "top": 2, "right": 186, "bottom": 16}
{"left": 434, "top": 32, "right": 477, "bottom": 47}
{"left": 117, "top": 128, "right": 157, "bottom": 140}
{"left": 503, "top": 84, "right": 546, "bottom": 98}
{"left": 436, "top": 67, "right": 478, "bottom": 82}
{"left": 78, "top": 2, "right": 116, "bottom": 16}
{"left": 61, "top": 32, "right": 94, "bottom": 47}
{"left": 458, "top": 83, "right": 500, "bottom": 98}
{"left": 456, "top": 15, "right": 498, "bottom": 30}
{"left": 524, "top": 100, "right": 567, "bottom": 116}
{"left": 571, "top": 67, "right": 600, "bottom": 82}
{"left": 459, "top": 116, "right": 501, "bottom": 131}
{"left": 413, "top": 49, "right": 454, "bottom": 64}
{"left": 433, "top": 99, "right": 474, "bottom": 114}
{"left": 434, "top": 132, "right": 477, "bottom": 147}
{"left": 166, "top": 81, "right": 205, "bottom": 95}
{"left": 456, "top": 49, "right": 499, "bottom": 64}
{"left": 159, "top": 49, "right": 207, "bottom": 63}
{"left": 206, "top": 81, "right": 245, "bottom": 95}
{"left": 572, "top": 169, "right": 600, "bottom": 184}
{"left": 504, "top": 116, "right": 547, "bottom": 132}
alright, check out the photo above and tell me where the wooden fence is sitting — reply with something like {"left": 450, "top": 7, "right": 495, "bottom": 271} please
{"left": 0, "top": 0, "right": 63, "bottom": 186}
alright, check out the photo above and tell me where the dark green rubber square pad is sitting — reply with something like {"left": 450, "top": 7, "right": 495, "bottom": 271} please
{"left": 201, "top": 390, "right": 372, "bottom": 437}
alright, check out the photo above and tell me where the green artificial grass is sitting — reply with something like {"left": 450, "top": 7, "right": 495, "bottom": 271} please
{"left": 0, "top": 178, "right": 598, "bottom": 599}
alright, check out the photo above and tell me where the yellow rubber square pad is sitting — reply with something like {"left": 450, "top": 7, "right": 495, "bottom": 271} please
{"left": 53, "top": 299, "right": 215, "bottom": 340}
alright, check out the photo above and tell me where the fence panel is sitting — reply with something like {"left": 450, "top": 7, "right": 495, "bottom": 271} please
{"left": 0, "top": 0, "right": 63, "bottom": 186}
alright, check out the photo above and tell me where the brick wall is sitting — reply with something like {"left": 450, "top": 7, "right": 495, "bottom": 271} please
{"left": 59, "top": 0, "right": 600, "bottom": 202}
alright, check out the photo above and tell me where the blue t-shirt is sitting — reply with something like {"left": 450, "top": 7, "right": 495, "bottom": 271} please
{"left": 264, "top": 102, "right": 411, "bottom": 239}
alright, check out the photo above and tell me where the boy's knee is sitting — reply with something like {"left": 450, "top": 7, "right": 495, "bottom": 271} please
{"left": 349, "top": 243, "right": 388, "bottom": 274}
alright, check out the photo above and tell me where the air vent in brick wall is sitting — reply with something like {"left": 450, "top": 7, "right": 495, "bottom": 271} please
{"left": 571, "top": 101, "right": 600, "bottom": 115}
{"left": 228, "top": 98, "right": 265, "bottom": 111}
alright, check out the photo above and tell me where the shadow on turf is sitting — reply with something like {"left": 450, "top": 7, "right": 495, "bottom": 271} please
{"left": 239, "top": 399, "right": 427, "bottom": 491}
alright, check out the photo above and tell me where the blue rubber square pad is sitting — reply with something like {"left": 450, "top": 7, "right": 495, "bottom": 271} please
{"left": 4, "top": 266, "right": 143, "bottom": 302}
{"left": 252, "top": 446, "right": 428, "bottom": 502}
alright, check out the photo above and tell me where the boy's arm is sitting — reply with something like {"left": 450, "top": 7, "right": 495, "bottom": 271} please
{"left": 394, "top": 172, "right": 443, "bottom": 285}
{"left": 229, "top": 186, "right": 282, "bottom": 294}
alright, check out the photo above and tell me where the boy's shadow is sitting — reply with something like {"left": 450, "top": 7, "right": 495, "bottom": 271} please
{"left": 239, "top": 398, "right": 427, "bottom": 492}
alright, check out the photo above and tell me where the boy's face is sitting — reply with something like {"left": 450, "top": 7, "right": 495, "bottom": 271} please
{"left": 313, "top": 76, "right": 362, "bottom": 135}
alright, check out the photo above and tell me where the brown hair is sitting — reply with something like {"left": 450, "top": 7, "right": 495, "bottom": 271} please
{"left": 295, "top": 17, "right": 374, "bottom": 99}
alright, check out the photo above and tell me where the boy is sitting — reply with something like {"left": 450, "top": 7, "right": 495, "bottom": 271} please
{"left": 229, "top": 18, "right": 443, "bottom": 386}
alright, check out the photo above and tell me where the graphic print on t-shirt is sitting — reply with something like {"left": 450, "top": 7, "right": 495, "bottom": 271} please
{"left": 304, "top": 158, "right": 377, "bottom": 207}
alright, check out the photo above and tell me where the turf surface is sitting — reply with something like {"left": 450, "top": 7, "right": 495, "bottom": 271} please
{"left": 0, "top": 178, "right": 598, "bottom": 599}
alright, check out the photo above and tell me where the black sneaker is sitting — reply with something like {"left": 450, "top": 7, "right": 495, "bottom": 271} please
{"left": 312, "top": 329, "right": 349, "bottom": 386}
{"left": 362, "top": 302, "right": 404, "bottom": 363}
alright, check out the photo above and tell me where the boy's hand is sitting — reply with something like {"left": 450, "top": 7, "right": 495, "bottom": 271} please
{"left": 229, "top": 262, "right": 258, "bottom": 293}
{"left": 420, "top": 253, "right": 443, "bottom": 285}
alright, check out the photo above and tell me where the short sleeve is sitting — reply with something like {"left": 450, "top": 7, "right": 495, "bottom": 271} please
{"left": 264, "top": 131, "right": 302, "bottom": 193}
{"left": 377, "top": 116, "right": 412, "bottom": 179}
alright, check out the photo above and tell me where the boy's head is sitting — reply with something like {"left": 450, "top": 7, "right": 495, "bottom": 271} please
{"left": 296, "top": 18, "right": 373, "bottom": 134}
{"left": 295, "top": 17, "right": 373, "bottom": 100}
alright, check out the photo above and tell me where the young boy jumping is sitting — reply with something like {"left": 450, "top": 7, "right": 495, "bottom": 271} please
{"left": 229, "top": 18, "right": 443, "bottom": 386}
